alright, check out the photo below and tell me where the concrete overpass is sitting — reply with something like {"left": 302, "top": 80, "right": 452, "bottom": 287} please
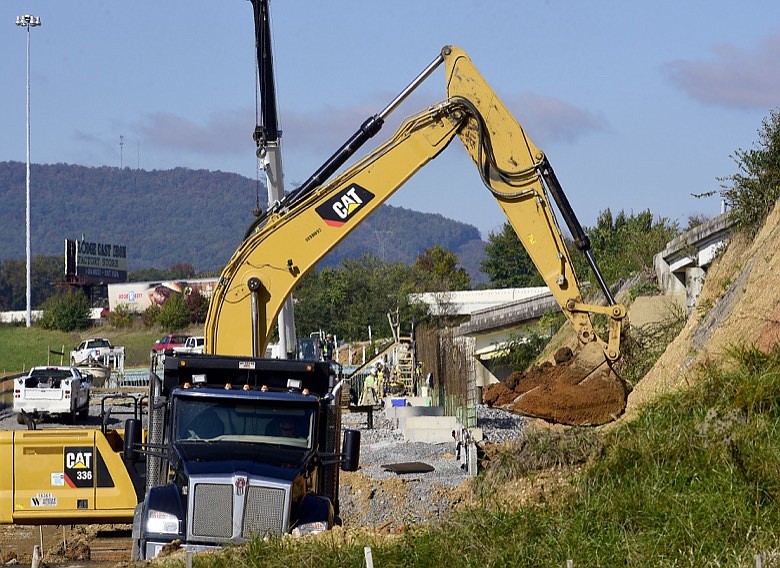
{"left": 409, "top": 286, "right": 557, "bottom": 356}
{"left": 410, "top": 287, "right": 559, "bottom": 385}
{"left": 654, "top": 211, "right": 734, "bottom": 310}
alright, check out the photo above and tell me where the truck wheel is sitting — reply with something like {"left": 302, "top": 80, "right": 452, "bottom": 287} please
{"left": 131, "top": 537, "right": 145, "bottom": 561}
{"left": 16, "top": 413, "right": 25, "bottom": 425}
{"left": 131, "top": 502, "right": 145, "bottom": 561}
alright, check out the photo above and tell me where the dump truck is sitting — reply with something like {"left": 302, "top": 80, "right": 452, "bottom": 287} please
{"left": 0, "top": 356, "right": 359, "bottom": 560}
{"left": 132, "top": 354, "right": 358, "bottom": 559}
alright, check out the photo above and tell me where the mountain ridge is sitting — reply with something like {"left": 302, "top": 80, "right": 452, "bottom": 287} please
{"left": 0, "top": 161, "right": 487, "bottom": 282}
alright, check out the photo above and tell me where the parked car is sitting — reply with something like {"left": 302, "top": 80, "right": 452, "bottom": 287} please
{"left": 70, "top": 337, "right": 125, "bottom": 366}
{"left": 151, "top": 334, "right": 191, "bottom": 355}
{"left": 13, "top": 366, "right": 91, "bottom": 424}
{"left": 173, "top": 335, "right": 205, "bottom": 355}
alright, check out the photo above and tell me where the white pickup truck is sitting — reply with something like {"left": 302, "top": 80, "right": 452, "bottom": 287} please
{"left": 70, "top": 338, "right": 125, "bottom": 366}
{"left": 173, "top": 335, "right": 205, "bottom": 355}
{"left": 13, "top": 366, "right": 91, "bottom": 424}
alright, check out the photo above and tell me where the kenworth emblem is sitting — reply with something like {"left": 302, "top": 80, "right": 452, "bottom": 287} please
{"left": 315, "top": 183, "right": 375, "bottom": 227}
{"left": 235, "top": 476, "right": 247, "bottom": 497}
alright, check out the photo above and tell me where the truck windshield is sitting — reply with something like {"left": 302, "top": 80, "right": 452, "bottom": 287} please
{"left": 172, "top": 396, "right": 315, "bottom": 450}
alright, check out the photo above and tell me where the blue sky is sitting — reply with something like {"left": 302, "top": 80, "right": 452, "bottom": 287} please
{"left": 2, "top": 1, "right": 779, "bottom": 240}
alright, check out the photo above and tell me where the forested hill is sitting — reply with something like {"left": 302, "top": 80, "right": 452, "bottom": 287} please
{"left": 0, "top": 161, "right": 487, "bottom": 280}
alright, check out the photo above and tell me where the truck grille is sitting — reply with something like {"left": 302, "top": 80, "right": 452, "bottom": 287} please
{"left": 192, "top": 483, "right": 233, "bottom": 538}
{"left": 242, "top": 486, "right": 286, "bottom": 538}
{"left": 189, "top": 477, "right": 289, "bottom": 542}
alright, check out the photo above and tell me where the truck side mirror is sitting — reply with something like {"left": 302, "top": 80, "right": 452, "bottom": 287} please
{"left": 341, "top": 429, "right": 360, "bottom": 472}
{"left": 124, "top": 418, "right": 142, "bottom": 462}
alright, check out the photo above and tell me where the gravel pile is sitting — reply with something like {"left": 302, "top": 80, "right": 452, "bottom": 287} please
{"left": 476, "top": 404, "right": 528, "bottom": 444}
{"left": 338, "top": 403, "right": 527, "bottom": 530}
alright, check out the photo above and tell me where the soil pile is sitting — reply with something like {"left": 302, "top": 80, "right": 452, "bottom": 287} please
{"left": 626, "top": 202, "right": 780, "bottom": 417}
{"left": 483, "top": 343, "right": 627, "bottom": 426}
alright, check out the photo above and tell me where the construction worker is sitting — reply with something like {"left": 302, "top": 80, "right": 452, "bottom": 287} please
{"left": 359, "top": 367, "right": 378, "bottom": 406}
{"left": 375, "top": 362, "right": 386, "bottom": 398}
{"left": 322, "top": 334, "right": 335, "bottom": 361}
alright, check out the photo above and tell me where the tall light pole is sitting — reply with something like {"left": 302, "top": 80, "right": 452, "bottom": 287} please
{"left": 16, "top": 14, "right": 41, "bottom": 328}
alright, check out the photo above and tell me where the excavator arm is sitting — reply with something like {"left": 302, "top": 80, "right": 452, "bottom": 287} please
{"left": 204, "top": 46, "right": 627, "bottom": 424}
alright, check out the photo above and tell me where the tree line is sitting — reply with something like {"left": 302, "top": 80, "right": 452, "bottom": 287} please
{"left": 0, "top": 210, "right": 679, "bottom": 338}
{"left": 6, "top": 105, "right": 779, "bottom": 335}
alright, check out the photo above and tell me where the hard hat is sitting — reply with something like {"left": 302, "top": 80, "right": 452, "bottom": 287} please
{"left": 369, "top": 368, "right": 377, "bottom": 376}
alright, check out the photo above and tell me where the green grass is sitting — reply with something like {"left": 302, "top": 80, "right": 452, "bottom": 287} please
{"left": 162, "top": 344, "right": 780, "bottom": 567}
{"left": 0, "top": 322, "right": 204, "bottom": 373}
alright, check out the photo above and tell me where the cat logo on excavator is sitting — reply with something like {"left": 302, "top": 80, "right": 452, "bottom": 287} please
{"left": 64, "top": 446, "right": 94, "bottom": 488}
{"left": 315, "top": 183, "right": 375, "bottom": 227}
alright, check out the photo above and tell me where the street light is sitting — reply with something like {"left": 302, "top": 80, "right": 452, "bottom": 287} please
{"left": 15, "top": 14, "right": 41, "bottom": 328}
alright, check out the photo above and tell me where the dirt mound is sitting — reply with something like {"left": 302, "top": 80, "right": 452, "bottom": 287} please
{"left": 46, "top": 536, "right": 91, "bottom": 561}
{"left": 483, "top": 344, "right": 627, "bottom": 426}
{"left": 626, "top": 202, "right": 780, "bottom": 418}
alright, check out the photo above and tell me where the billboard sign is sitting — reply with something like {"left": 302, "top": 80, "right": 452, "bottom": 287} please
{"left": 107, "top": 278, "right": 218, "bottom": 313}
{"left": 66, "top": 238, "right": 128, "bottom": 284}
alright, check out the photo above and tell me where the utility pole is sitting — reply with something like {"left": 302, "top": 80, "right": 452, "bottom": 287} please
{"left": 120, "top": 135, "right": 125, "bottom": 168}
{"left": 249, "top": 0, "right": 297, "bottom": 358}
{"left": 16, "top": 14, "right": 42, "bottom": 328}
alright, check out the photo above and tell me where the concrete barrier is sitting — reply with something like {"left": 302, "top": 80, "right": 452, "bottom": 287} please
{"left": 403, "top": 415, "right": 459, "bottom": 442}
{"left": 383, "top": 402, "right": 440, "bottom": 422}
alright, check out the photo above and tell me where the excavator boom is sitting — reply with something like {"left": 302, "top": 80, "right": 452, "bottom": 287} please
{"left": 204, "top": 46, "right": 627, "bottom": 425}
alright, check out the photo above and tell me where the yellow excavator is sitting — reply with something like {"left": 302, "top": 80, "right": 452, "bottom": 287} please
{"left": 205, "top": 45, "right": 627, "bottom": 426}
{"left": 0, "top": 44, "right": 626, "bottom": 531}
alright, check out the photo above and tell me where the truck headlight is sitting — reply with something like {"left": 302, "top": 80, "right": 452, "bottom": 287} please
{"left": 146, "top": 510, "right": 181, "bottom": 534}
{"left": 297, "top": 520, "right": 328, "bottom": 535}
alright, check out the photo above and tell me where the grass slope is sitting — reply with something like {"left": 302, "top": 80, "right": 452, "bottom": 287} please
{"left": 0, "top": 324, "right": 203, "bottom": 373}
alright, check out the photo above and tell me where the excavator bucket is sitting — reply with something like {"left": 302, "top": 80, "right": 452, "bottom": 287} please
{"left": 483, "top": 342, "right": 627, "bottom": 426}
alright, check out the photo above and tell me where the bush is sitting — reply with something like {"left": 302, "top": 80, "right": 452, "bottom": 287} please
{"left": 185, "top": 290, "right": 209, "bottom": 323}
{"left": 38, "top": 290, "right": 91, "bottom": 332}
{"left": 141, "top": 304, "right": 160, "bottom": 329}
{"left": 156, "top": 293, "right": 190, "bottom": 331}
{"left": 720, "top": 108, "right": 780, "bottom": 234}
{"left": 107, "top": 303, "right": 133, "bottom": 329}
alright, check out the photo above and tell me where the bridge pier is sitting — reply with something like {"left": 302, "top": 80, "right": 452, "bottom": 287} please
{"left": 654, "top": 211, "right": 733, "bottom": 311}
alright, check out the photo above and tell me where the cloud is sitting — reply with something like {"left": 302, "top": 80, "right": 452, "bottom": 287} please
{"left": 502, "top": 93, "right": 608, "bottom": 144}
{"left": 132, "top": 88, "right": 605, "bottom": 162}
{"left": 280, "top": 90, "right": 606, "bottom": 152}
{"left": 136, "top": 109, "right": 253, "bottom": 155}
{"left": 664, "top": 32, "right": 780, "bottom": 109}
{"left": 279, "top": 103, "right": 380, "bottom": 154}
